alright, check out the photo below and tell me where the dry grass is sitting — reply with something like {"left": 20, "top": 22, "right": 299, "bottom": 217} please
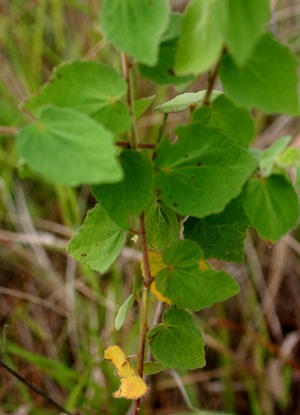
{"left": 0, "top": 1, "right": 300, "bottom": 414}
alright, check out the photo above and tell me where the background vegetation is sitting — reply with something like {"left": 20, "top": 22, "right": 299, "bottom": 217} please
{"left": 0, "top": 1, "right": 300, "bottom": 414}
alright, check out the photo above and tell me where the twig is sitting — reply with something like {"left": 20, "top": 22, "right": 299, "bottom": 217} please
{"left": 202, "top": 51, "right": 223, "bottom": 106}
{"left": 157, "top": 113, "right": 168, "bottom": 144}
{"left": 0, "top": 126, "right": 19, "bottom": 136}
{"left": 0, "top": 360, "right": 74, "bottom": 415}
{"left": 133, "top": 212, "right": 152, "bottom": 415}
{"left": 121, "top": 53, "right": 139, "bottom": 149}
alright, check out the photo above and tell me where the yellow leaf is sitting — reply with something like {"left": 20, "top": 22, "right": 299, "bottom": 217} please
{"left": 141, "top": 251, "right": 165, "bottom": 277}
{"left": 104, "top": 345, "right": 148, "bottom": 400}
{"left": 150, "top": 280, "right": 172, "bottom": 305}
{"left": 141, "top": 252, "right": 172, "bottom": 304}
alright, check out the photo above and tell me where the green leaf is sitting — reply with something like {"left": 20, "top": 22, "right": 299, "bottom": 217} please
{"left": 140, "top": 38, "right": 194, "bottom": 86}
{"left": 16, "top": 106, "right": 123, "bottom": 186}
{"left": 67, "top": 205, "right": 127, "bottom": 273}
{"left": 155, "top": 91, "right": 221, "bottom": 114}
{"left": 155, "top": 124, "right": 257, "bottom": 218}
{"left": 224, "top": 0, "right": 270, "bottom": 65}
{"left": 162, "top": 240, "right": 203, "bottom": 270}
{"left": 192, "top": 95, "right": 255, "bottom": 147}
{"left": 140, "top": 13, "right": 193, "bottom": 86}
{"left": 92, "top": 150, "right": 153, "bottom": 230}
{"left": 279, "top": 147, "right": 300, "bottom": 168}
{"left": 161, "top": 12, "right": 181, "bottom": 43}
{"left": 134, "top": 96, "right": 156, "bottom": 119}
{"left": 115, "top": 294, "right": 134, "bottom": 330}
{"left": 143, "top": 361, "right": 166, "bottom": 375}
{"left": 25, "top": 61, "right": 131, "bottom": 134}
{"left": 156, "top": 240, "right": 240, "bottom": 310}
{"left": 147, "top": 308, "right": 205, "bottom": 369}
{"left": 184, "top": 199, "right": 249, "bottom": 263}
{"left": 145, "top": 199, "right": 180, "bottom": 251}
{"left": 220, "top": 33, "right": 300, "bottom": 115}
{"left": 175, "top": 0, "right": 225, "bottom": 75}
{"left": 100, "top": 0, "right": 170, "bottom": 65}
{"left": 259, "top": 136, "right": 291, "bottom": 176}
{"left": 241, "top": 175, "right": 299, "bottom": 242}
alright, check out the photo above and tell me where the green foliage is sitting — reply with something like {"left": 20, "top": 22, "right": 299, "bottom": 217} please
{"left": 115, "top": 294, "right": 135, "bottom": 330}
{"left": 175, "top": 0, "right": 225, "bottom": 75}
{"left": 241, "top": 175, "right": 299, "bottom": 242}
{"left": 155, "top": 90, "right": 221, "bottom": 113}
{"left": 192, "top": 95, "right": 255, "bottom": 147}
{"left": 184, "top": 199, "right": 249, "bottom": 263}
{"left": 259, "top": 136, "right": 291, "bottom": 176}
{"left": 24, "top": 61, "right": 131, "bottom": 134}
{"left": 145, "top": 199, "right": 180, "bottom": 251}
{"left": 220, "top": 34, "right": 300, "bottom": 115}
{"left": 156, "top": 240, "right": 240, "bottom": 310}
{"left": 100, "top": 0, "right": 170, "bottom": 65}
{"left": 16, "top": 106, "right": 122, "bottom": 186}
{"left": 92, "top": 150, "right": 153, "bottom": 230}
{"left": 147, "top": 308, "right": 205, "bottom": 369}
{"left": 155, "top": 124, "right": 257, "bottom": 217}
{"left": 67, "top": 205, "right": 127, "bottom": 273}
{"left": 223, "top": 0, "right": 270, "bottom": 65}
{"left": 134, "top": 96, "right": 156, "bottom": 118}
{"left": 140, "top": 13, "right": 193, "bottom": 85}
{"left": 7, "top": 1, "right": 300, "bottom": 413}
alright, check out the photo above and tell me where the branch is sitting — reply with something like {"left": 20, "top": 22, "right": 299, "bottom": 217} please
{"left": 0, "top": 126, "right": 19, "bottom": 136}
{"left": 133, "top": 212, "right": 152, "bottom": 415}
{"left": 0, "top": 359, "right": 74, "bottom": 415}
{"left": 121, "top": 53, "right": 139, "bottom": 149}
{"left": 202, "top": 49, "right": 225, "bottom": 106}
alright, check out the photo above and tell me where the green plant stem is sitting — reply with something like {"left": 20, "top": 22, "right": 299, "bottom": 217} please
{"left": 157, "top": 113, "right": 168, "bottom": 144}
{"left": 202, "top": 56, "right": 222, "bottom": 106}
{"left": 133, "top": 212, "right": 152, "bottom": 415}
{"left": 121, "top": 53, "right": 139, "bottom": 149}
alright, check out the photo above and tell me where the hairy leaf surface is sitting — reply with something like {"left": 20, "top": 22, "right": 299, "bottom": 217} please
{"left": 148, "top": 308, "right": 205, "bottom": 369}
{"left": 68, "top": 205, "right": 127, "bottom": 273}
{"left": 145, "top": 200, "right": 180, "bottom": 251}
{"left": 192, "top": 95, "right": 255, "bottom": 147}
{"left": 184, "top": 199, "right": 249, "bottom": 262}
{"left": 155, "top": 124, "right": 257, "bottom": 218}
{"left": 93, "top": 151, "right": 153, "bottom": 230}
{"left": 25, "top": 61, "right": 130, "bottom": 134}
{"left": 156, "top": 241, "right": 240, "bottom": 310}
{"left": 17, "top": 106, "right": 122, "bottom": 186}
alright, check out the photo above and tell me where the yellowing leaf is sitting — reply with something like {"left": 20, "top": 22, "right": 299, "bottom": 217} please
{"left": 141, "top": 251, "right": 165, "bottom": 277}
{"left": 150, "top": 280, "right": 172, "bottom": 304}
{"left": 141, "top": 252, "right": 172, "bottom": 304}
{"left": 141, "top": 252, "right": 212, "bottom": 304}
{"left": 199, "top": 259, "right": 211, "bottom": 271}
{"left": 104, "top": 345, "right": 148, "bottom": 400}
